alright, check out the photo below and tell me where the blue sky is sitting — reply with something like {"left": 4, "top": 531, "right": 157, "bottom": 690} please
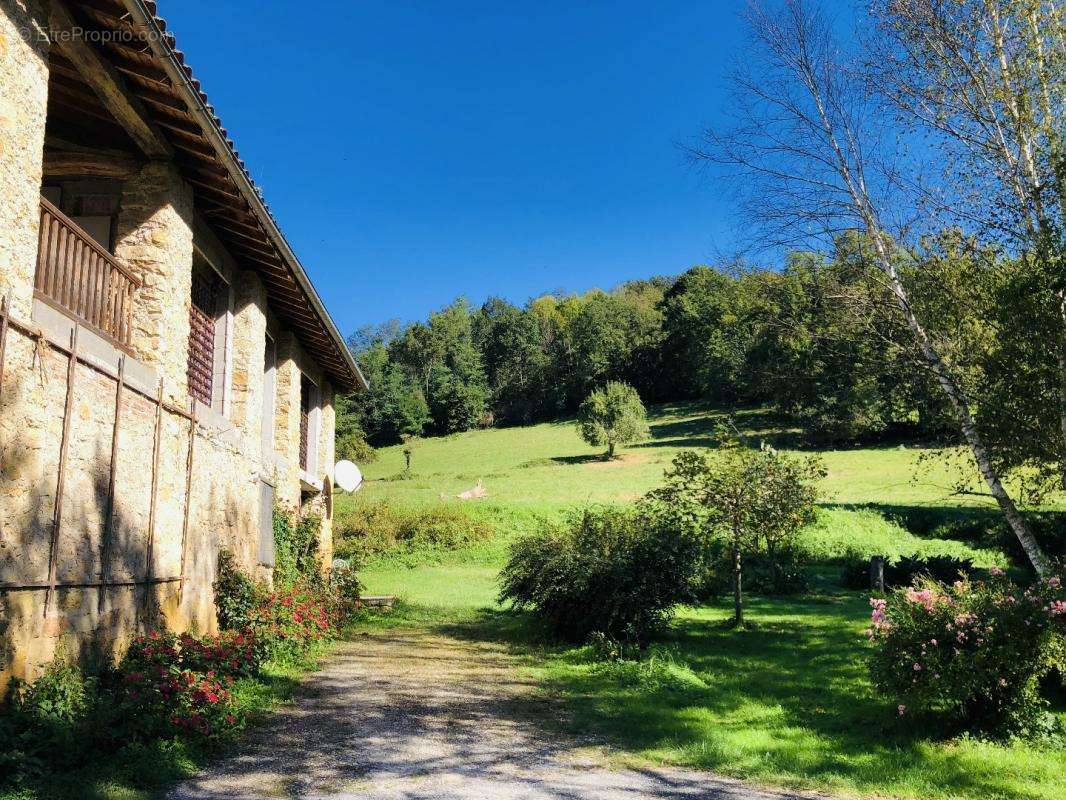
{"left": 164, "top": 1, "right": 811, "bottom": 334}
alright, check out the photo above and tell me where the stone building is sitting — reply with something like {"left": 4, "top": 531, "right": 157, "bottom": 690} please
{"left": 0, "top": 0, "right": 366, "bottom": 686}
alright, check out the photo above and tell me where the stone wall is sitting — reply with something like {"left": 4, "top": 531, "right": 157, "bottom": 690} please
{"left": 0, "top": 0, "right": 49, "bottom": 318}
{"left": 0, "top": 301, "right": 338, "bottom": 686}
{"left": 0, "top": 315, "right": 263, "bottom": 683}
{"left": 114, "top": 162, "right": 195, "bottom": 406}
{"left": 230, "top": 271, "right": 267, "bottom": 448}
{"left": 269, "top": 330, "right": 336, "bottom": 569}
{"left": 0, "top": 183, "right": 339, "bottom": 687}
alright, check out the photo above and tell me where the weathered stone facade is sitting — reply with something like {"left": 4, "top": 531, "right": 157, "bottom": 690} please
{"left": 0, "top": 1, "right": 351, "bottom": 688}
{"left": 114, "top": 162, "right": 196, "bottom": 405}
{"left": 230, "top": 271, "right": 268, "bottom": 445}
{"left": 0, "top": 0, "right": 49, "bottom": 319}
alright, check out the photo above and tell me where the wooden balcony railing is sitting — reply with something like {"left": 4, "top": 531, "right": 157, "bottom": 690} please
{"left": 34, "top": 197, "right": 139, "bottom": 349}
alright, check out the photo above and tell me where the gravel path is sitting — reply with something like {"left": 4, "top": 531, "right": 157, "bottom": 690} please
{"left": 169, "top": 629, "right": 819, "bottom": 800}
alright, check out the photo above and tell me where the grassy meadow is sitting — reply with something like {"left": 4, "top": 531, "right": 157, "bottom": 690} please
{"left": 338, "top": 402, "right": 1047, "bottom": 572}
{"left": 344, "top": 403, "right": 1005, "bottom": 511}
{"left": 341, "top": 401, "right": 1065, "bottom": 800}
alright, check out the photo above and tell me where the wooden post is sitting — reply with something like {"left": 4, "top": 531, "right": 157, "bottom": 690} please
{"left": 100, "top": 355, "right": 125, "bottom": 584}
{"left": 142, "top": 379, "right": 164, "bottom": 618}
{"left": 0, "top": 292, "right": 10, "bottom": 399}
{"left": 870, "top": 556, "right": 885, "bottom": 593}
{"left": 179, "top": 404, "right": 196, "bottom": 592}
{"left": 45, "top": 325, "right": 80, "bottom": 619}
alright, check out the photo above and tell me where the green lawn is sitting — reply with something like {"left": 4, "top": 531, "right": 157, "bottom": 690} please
{"left": 350, "top": 401, "right": 1064, "bottom": 800}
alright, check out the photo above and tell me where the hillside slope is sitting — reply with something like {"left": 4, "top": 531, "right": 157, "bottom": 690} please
{"left": 344, "top": 402, "right": 1002, "bottom": 511}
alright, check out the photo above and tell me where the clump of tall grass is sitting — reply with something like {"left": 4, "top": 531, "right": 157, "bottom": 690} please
{"left": 334, "top": 501, "right": 493, "bottom": 563}
{"left": 796, "top": 508, "right": 1007, "bottom": 567}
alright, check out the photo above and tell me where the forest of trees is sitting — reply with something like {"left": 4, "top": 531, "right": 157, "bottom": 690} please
{"left": 338, "top": 229, "right": 1059, "bottom": 507}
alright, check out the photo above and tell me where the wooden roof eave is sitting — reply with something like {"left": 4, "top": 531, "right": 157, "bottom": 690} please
{"left": 65, "top": 0, "right": 367, "bottom": 392}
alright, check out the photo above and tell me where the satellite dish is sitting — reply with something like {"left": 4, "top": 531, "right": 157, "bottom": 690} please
{"left": 334, "top": 460, "right": 363, "bottom": 493}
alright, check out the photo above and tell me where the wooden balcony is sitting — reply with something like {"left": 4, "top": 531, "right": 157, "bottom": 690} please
{"left": 34, "top": 197, "right": 139, "bottom": 350}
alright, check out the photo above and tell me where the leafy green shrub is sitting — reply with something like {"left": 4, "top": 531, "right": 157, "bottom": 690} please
{"left": 868, "top": 570, "right": 1065, "bottom": 738}
{"left": 334, "top": 501, "right": 492, "bottom": 562}
{"left": 841, "top": 554, "right": 977, "bottom": 590}
{"left": 331, "top": 566, "right": 363, "bottom": 620}
{"left": 214, "top": 549, "right": 262, "bottom": 631}
{"left": 274, "top": 512, "right": 324, "bottom": 589}
{"left": 7, "top": 655, "right": 92, "bottom": 730}
{"left": 0, "top": 654, "right": 97, "bottom": 780}
{"left": 498, "top": 506, "right": 702, "bottom": 643}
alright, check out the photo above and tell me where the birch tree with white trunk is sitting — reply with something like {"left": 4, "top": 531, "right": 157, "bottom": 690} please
{"left": 868, "top": 0, "right": 1064, "bottom": 493}
{"left": 687, "top": 0, "right": 1051, "bottom": 573}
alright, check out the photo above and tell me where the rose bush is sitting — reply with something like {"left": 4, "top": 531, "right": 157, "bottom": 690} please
{"left": 3, "top": 533, "right": 361, "bottom": 790}
{"left": 117, "top": 631, "right": 243, "bottom": 742}
{"left": 249, "top": 582, "right": 336, "bottom": 661}
{"left": 178, "top": 629, "right": 260, "bottom": 678}
{"left": 115, "top": 570, "right": 340, "bottom": 745}
{"left": 867, "top": 569, "right": 1065, "bottom": 738}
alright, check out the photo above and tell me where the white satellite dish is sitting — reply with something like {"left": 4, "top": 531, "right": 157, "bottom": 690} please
{"left": 334, "top": 460, "right": 363, "bottom": 493}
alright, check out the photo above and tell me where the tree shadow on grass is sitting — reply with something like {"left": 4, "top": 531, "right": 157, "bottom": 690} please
{"left": 549, "top": 454, "right": 609, "bottom": 466}
{"left": 430, "top": 596, "right": 1062, "bottom": 800}
{"left": 638, "top": 405, "right": 810, "bottom": 451}
{"left": 639, "top": 403, "right": 956, "bottom": 454}
{"left": 433, "top": 606, "right": 556, "bottom": 656}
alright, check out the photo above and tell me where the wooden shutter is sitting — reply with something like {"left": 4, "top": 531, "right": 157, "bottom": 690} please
{"left": 258, "top": 481, "right": 276, "bottom": 566}
{"left": 188, "top": 270, "right": 216, "bottom": 405}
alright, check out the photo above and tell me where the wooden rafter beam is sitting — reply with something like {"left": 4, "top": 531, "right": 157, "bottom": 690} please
{"left": 49, "top": 1, "right": 172, "bottom": 159}
{"left": 43, "top": 148, "right": 141, "bottom": 179}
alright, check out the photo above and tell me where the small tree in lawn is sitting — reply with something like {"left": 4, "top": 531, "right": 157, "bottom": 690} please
{"left": 703, "top": 443, "right": 823, "bottom": 626}
{"left": 576, "top": 382, "right": 650, "bottom": 459}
